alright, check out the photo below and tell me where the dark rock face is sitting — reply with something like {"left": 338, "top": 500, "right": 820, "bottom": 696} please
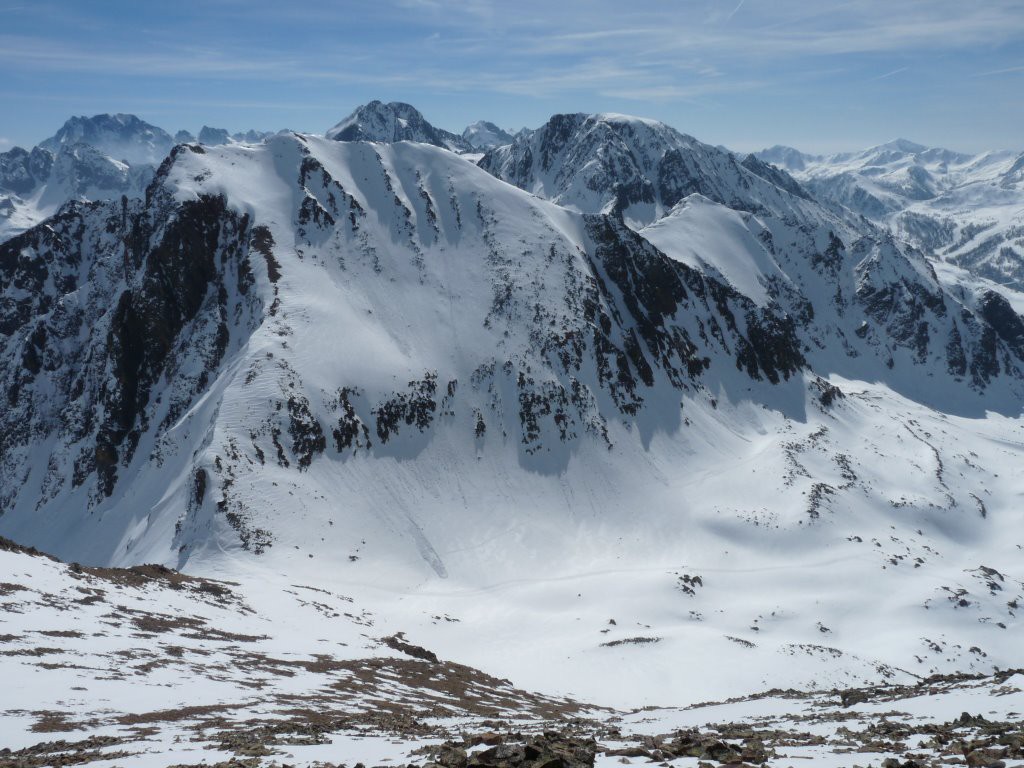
{"left": 0, "top": 146, "right": 54, "bottom": 195}
{"left": 978, "top": 291, "right": 1024, "bottom": 360}
{"left": 896, "top": 211, "right": 957, "bottom": 252}
{"left": 374, "top": 373, "right": 438, "bottom": 444}
{"left": 0, "top": 161, "right": 263, "bottom": 508}
{"left": 287, "top": 395, "right": 326, "bottom": 470}
{"left": 585, "top": 216, "right": 803, "bottom": 387}
{"left": 740, "top": 154, "right": 810, "bottom": 200}
{"left": 655, "top": 147, "right": 711, "bottom": 209}
{"left": 95, "top": 194, "right": 241, "bottom": 493}
{"left": 0, "top": 200, "right": 96, "bottom": 335}
{"left": 856, "top": 269, "right": 945, "bottom": 359}
{"left": 841, "top": 236, "right": 1024, "bottom": 389}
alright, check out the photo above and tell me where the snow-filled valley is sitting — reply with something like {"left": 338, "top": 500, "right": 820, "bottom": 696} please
{"left": 1, "top": 104, "right": 1023, "bottom": 768}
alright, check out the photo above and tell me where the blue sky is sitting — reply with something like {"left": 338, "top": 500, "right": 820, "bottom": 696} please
{"left": 1, "top": 0, "right": 1022, "bottom": 154}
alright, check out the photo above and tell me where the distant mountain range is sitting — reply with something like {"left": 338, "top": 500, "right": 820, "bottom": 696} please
{"left": 4, "top": 106, "right": 1022, "bottom": 337}
{"left": 0, "top": 115, "right": 284, "bottom": 242}
{"left": 755, "top": 140, "right": 1024, "bottom": 287}
{"left": 0, "top": 106, "right": 520, "bottom": 242}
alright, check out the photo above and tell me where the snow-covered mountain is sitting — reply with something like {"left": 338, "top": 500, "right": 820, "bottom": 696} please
{"left": 462, "top": 120, "right": 514, "bottom": 149}
{"left": 0, "top": 116, "right": 279, "bottom": 243}
{"left": 478, "top": 112, "right": 1024, "bottom": 402}
{"left": 755, "top": 140, "right": 1024, "bottom": 288}
{"left": 0, "top": 114, "right": 176, "bottom": 242}
{"left": 194, "top": 126, "right": 275, "bottom": 146}
{"left": 327, "top": 100, "right": 472, "bottom": 152}
{"left": 39, "top": 113, "right": 174, "bottom": 166}
{"left": 478, "top": 112, "right": 811, "bottom": 227}
{"left": 2, "top": 120, "right": 1023, "bottom": 709}
{"left": 0, "top": 145, "right": 53, "bottom": 195}
{"left": 0, "top": 133, "right": 812, "bottom": 553}
{"left": 197, "top": 125, "right": 232, "bottom": 145}
{"left": 0, "top": 141, "right": 153, "bottom": 242}
{"left": 2, "top": 107, "right": 1024, "bottom": 762}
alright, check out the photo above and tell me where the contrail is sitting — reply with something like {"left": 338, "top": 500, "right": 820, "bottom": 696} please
{"left": 726, "top": 0, "right": 746, "bottom": 22}
{"left": 870, "top": 66, "right": 909, "bottom": 81}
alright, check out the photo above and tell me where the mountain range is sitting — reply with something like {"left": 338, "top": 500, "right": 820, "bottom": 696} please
{"left": 1, "top": 99, "right": 1023, "bottom": 766}
{"left": 0, "top": 115, "right": 281, "bottom": 243}
{"left": 755, "top": 140, "right": 1024, "bottom": 289}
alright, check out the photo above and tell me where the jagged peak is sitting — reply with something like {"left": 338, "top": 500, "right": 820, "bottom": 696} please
{"left": 41, "top": 113, "right": 170, "bottom": 143}
{"left": 327, "top": 101, "right": 426, "bottom": 137}
{"left": 325, "top": 100, "right": 471, "bottom": 152}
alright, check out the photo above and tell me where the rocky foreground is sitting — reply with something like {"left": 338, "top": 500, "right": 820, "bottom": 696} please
{"left": 2, "top": 537, "right": 1023, "bottom": 768}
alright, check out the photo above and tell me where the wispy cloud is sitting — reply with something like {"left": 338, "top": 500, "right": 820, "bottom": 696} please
{"left": 599, "top": 79, "right": 764, "bottom": 102}
{"left": 371, "top": 0, "right": 1024, "bottom": 57}
{"left": 0, "top": 35, "right": 306, "bottom": 77}
{"left": 4, "top": 1, "right": 1021, "bottom": 81}
{"left": 1, "top": 0, "right": 1022, "bottom": 151}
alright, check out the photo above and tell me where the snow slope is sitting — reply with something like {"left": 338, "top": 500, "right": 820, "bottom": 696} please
{"left": 4, "top": 538, "right": 1021, "bottom": 766}
{"left": 639, "top": 194, "right": 785, "bottom": 305}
